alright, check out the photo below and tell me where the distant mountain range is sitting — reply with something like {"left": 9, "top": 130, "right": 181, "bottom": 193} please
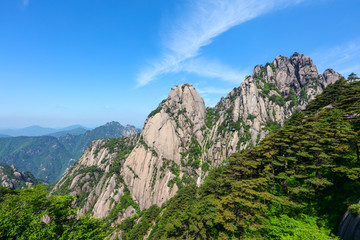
{"left": 0, "top": 124, "right": 90, "bottom": 137}
{"left": 0, "top": 121, "right": 140, "bottom": 183}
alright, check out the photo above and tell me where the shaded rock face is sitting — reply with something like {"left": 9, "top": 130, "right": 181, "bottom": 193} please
{"left": 0, "top": 163, "right": 42, "bottom": 189}
{"left": 339, "top": 199, "right": 360, "bottom": 240}
{"left": 52, "top": 53, "right": 341, "bottom": 221}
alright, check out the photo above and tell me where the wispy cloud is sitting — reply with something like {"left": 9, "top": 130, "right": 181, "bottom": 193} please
{"left": 182, "top": 57, "right": 248, "bottom": 83}
{"left": 136, "top": 0, "right": 303, "bottom": 87}
{"left": 197, "top": 86, "right": 233, "bottom": 95}
{"left": 312, "top": 39, "right": 360, "bottom": 76}
{"left": 23, "top": 0, "right": 30, "bottom": 7}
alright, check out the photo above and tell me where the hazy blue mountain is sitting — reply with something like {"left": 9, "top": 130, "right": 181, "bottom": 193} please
{"left": 48, "top": 127, "right": 88, "bottom": 138}
{"left": 0, "top": 125, "right": 57, "bottom": 137}
{"left": 58, "top": 121, "right": 141, "bottom": 160}
{"left": 0, "top": 124, "right": 89, "bottom": 137}
{"left": 0, "top": 134, "right": 10, "bottom": 138}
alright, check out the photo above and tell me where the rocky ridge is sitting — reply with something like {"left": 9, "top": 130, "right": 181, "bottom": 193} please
{"left": 51, "top": 135, "right": 139, "bottom": 221}
{"left": 52, "top": 53, "right": 342, "bottom": 221}
{"left": 205, "top": 53, "right": 342, "bottom": 163}
{"left": 0, "top": 163, "right": 43, "bottom": 189}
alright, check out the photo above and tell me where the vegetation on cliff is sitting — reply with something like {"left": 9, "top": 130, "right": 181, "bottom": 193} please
{"left": 116, "top": 77, "right": 360, "bottom": 239}
{"left": 0, "top": 185, "right": 107, "bottom": 239}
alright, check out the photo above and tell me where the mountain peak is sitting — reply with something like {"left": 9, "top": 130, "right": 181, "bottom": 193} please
{"left": 104, "top": 121, "right": 122, "bottom": 127}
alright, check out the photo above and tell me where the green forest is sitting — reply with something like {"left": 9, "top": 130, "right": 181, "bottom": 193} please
{"left": 1, "top": 78, "right": 359, "bottom": 239}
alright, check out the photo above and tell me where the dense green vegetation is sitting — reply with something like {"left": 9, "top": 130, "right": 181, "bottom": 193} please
{"left": 0, "top": 185, "right": 107, "bottom": 239}
{"left": 117, "top": 78, "right": 360, "bottom": 239}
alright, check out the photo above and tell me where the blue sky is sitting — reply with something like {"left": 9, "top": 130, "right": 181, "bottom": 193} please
{"left": 1, "top": 0, "right": 359, "bottom": 129}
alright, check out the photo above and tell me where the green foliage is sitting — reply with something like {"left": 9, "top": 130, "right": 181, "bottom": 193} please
{"left": 287, "top": 88, "right": 299, "bottom": 108}
{"left": 255, "top": 214, "right": 338, "bottom": 240}
{"left": 348, "top": 203, "right": 360, "bottom": 215}
{"left": 107, "top": 185, "right": 139, "bottom": 223}
{"left": 183, "top": 137, "right": 202, "bottom": 169}
{"left": 269, "top": 62, "right": 276, "bottom": 72}
{"left": 300, "top": 88, "right": 308, "bottom": 102}
{"left": 247, "top": 114, "right": 256, "bottom": 121}
{"left": 119, "top": 205, "right": 161, "bottom": 240}
{"left": 348, "top": 72, "right": 360, "bottom": 82}
{"left": 206, "top": 107, "right": 220, "bottom": 129}
{"left": 269, "top": 94, "right": 286, "bottom": 106}
{"left": 0, "top": 185, "right": 107, "bottom": 239}
{"left": 147, "top": 104, "right": 163, "bottom": 119}
{"left": 264, "top": 120, "right": 281, "bottom": 134}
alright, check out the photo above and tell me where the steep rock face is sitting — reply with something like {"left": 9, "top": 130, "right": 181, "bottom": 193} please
{"left": 122, "top": 83, "right": 207, "bottom": 210}
{"left": 0, "top": 163, "right": 43, "bottom": 189}
{"left": 52, "top": 135, "right": 139, "bottom": 220}
{"left": 52, "top": 53, "right": 341, "bottom": 221}
{"left": 205, "top": 53, "right": 341, "bottom": 163}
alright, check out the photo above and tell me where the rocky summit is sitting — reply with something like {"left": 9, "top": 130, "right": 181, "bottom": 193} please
{"left": 52, "top": 53, "right": 342, "bottom": 221}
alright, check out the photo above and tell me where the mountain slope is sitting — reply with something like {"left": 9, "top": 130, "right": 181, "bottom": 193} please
{"left": 116, "top": 77, "right": 360, "bottom": 240}
{"left": 0, "top": 122, "right": 140, "bottom": 182}
{"left": 51, "top": 135, "right": 140, "bottom": 221}
{"left": 0, "top": 136, "right": 72, "bottom": 182}
{"left": 52, "top": 53, "right": 342, "bottom": 220}
{"left": 58, "top": 121, "right": 140, "bottom": 160}
{"left": 47, "top": 127, "right": 88, "bottom": 137}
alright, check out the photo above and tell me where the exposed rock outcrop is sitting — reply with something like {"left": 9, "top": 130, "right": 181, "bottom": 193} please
{"left": 52, "top": 135, "right": 139, "bottom": 220}
{"left": 52, "top": 53, "right": 342, "bottom": 222}
{"left": 205, "top": 53, "right": 341, "bottom": 163}
{"left": 0, "top": 163, "right": 43, "bottom": 189}
{"left": 122, "top": 83, "right": 207, "bottom": 209}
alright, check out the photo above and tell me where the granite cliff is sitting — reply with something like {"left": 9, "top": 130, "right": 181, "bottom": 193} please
{"left": 52, "top": 53, "right": 342, "bottom": 221}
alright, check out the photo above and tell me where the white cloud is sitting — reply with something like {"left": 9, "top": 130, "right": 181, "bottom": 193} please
{"left": 182, "top": 57, "right": 248, "bottom": 84}
{"left": 197, "top": 86, "right": 232, "bottom": 95}
{"left": 312, "top": 39, "right": 360, "bottom": 76}
{"left": 136, "top": 0, "right": 303, "bottom": 87}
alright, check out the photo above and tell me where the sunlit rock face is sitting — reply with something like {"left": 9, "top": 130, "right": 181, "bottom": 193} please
{"left": 51, "top": 53, "right": 342, "bottom": 222}
{"left": 122, "top": 83, "right": 207, "bottom": 210}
